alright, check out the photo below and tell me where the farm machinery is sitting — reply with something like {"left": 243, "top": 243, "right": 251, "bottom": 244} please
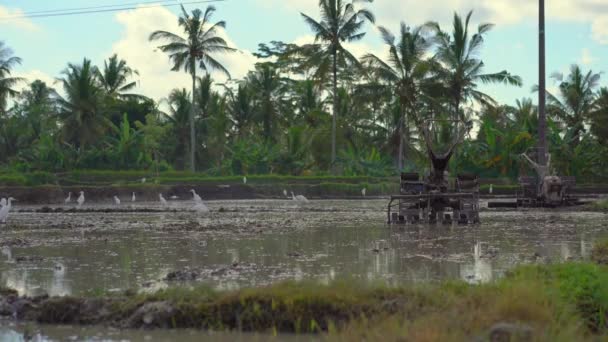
{"left": 387, "top": 120, "right": 480, "bottom": 225}
{"left": 489, "top": 148, "right": 580, "bottom": 208}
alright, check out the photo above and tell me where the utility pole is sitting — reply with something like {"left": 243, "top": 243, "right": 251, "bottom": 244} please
{"left": 538, "top": 0, "right": 547, "bottom": 166}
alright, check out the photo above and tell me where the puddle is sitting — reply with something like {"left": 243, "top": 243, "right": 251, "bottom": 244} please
{"left": 0, "top": 322, "right": 313, "bottom": 341}
{"left": 0, "top": 200, "right": 605, "bottom": 297}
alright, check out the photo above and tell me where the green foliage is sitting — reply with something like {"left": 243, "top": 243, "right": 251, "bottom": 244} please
{"left": 591, "top": 239, "right": 608, "bottom": 265}
{"left": 0, "top": 15, "right": 607, "bottom": 181}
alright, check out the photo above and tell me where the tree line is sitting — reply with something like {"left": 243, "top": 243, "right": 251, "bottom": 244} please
{"left": 0, "top": 0, "right": 607, "bottom": 180}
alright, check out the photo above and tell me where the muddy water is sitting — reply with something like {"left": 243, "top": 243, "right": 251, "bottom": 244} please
{"left": 0, "top": 322, "right": 315, "bottom": 341}
{"left": 0, "top": 200, "right": 606, "bottom": 298}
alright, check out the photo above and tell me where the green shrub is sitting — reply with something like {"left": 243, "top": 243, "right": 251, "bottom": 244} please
{"left": 0, "top": 174, "right": 27, "bottom": 186}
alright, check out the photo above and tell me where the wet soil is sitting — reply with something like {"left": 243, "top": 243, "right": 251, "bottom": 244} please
{"left": 0, "top": 199, "right": 606, "bottom": 340}
{"left": 0, "top": 200, "right": 606, "bottom": 298}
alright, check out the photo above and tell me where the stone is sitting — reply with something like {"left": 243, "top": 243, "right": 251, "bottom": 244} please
{"left": 489, "top": 322, "right": 533, "bottom": 342}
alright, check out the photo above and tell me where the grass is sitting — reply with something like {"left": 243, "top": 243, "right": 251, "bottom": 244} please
{"left": 592, "top": 200, "right": 608, "bottom": 211}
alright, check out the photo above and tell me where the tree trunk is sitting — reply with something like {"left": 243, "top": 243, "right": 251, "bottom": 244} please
{"left": 397, "top": 116, "right": 404, "bottom": 171}
{"left": 190, "top": 71, "right": 197, "bottom": 172}
{"left": 331, "top": 50, "right": 338, "bottom": 174}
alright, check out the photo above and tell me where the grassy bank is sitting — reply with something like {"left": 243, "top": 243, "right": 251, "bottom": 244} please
{"left": 3, "top": 262, "right": 608, "bottom": 340}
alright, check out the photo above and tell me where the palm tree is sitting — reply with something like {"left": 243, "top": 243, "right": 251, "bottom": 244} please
{"left": 149, "top": 5, "right": 235, "bottom": 172}
{"left": 226, "top": 83, "right": 255, "bottom": 139}
{"left": 301, "top": 0, "right": 375, "bottom": 172}
{"left": 0, "top": 42, "right": 24, "bottom": 113}
{"left": 164, "top": 88, "right": 192, "bottom": 170}
{"left": 506, "top": 98, "right": 537, "bottom": 134}
{"left": 547, "top": 64, "right": 600, "bottom": 144}
{"left": 427, "top": 11, "right": 522, "bottom": 120}
{"left": 591, "top": 87, "right": 608, "bottom": 144}
{"left": 56, "top": 58, "right": 108, "bottom": 148}
{"left": 96, "top": 54, "right": 143, "bottom": 100}
{"left": 247, "top": 63, "right": 287, "bottom": 143}
{"left": 363, "top": 23, "right": 434, "bottom": 170}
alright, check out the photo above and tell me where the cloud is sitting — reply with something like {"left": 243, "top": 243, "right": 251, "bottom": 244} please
{"left": 256, "top": 0, "right": 608, "bottom": 44}
{"left": 109, "top": 6, "right": 258, "bottom": 102}
{"left": 592, "top": 16, "right": 608, "bottom": 44}
{"left": 579, "top": 48, "right": 597, "bottom": 66}
{"left": 0, "top": 5, "right": 40, "bottom": 31}
{"left": 13, "top": 69, "right": 56, "bottom": 93}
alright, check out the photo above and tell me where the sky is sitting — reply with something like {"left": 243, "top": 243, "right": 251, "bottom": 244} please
{"left": 1, "top": 0, "right": 607, "bottom": 106}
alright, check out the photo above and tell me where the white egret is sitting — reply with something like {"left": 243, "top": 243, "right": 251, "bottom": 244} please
{"left": 170, "top": 195, "right": 179, "bottom": 200}
{"left": 190, "top": 189, "right": 203, "bottom": 203}
{"left": 291, "top": 191, "right": 309, "bottom": 203}
{"left": 159, "top": 194, "right": 168, "bottom": 206}
{"left": 489, "top": 184, "right": 493, "bottom": 194}
{"left": 0, "top": 197, "right": 16, "bottom": 223}
{"left": 243, "top": 176, "right": 247, "bottom": 184}
{"left": 64, "top": 192, "right": 72, "bottom": 204}
{"left": 131, "top": 192, "right": 136, "bottom": 202}
{"left": 283, "top": 189, "right": 288, "bottom": 198}
{"left": 113, "top": 196, "right": 121, "bottom": 205}
{"left": 77, "top": 191, "right": 85, "bottom": 208}
{"left": 193, "top": 202, "right": 210, "bottom": 213}
{"left": 141, "top": 177, "right": 146, "bottom": 183}
{"left": 361, "top": 188, "right": 366, "bottom": 197}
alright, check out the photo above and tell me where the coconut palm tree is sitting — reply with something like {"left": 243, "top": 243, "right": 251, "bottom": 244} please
{"left": 591, "top": 87, "right": 608, "bottom": 144}
{"left": 96, "top": 54, "right": 143, "bottom": 100}
{"left": 56, "top": 58, "right": 108, "bottom": 148}
{"left": 363, "top": 22, "right": 434, "bottom": 170}
{"left": 547, "top": 64, "right": 600, "bottom": 144}
{"left": 300, "top": 0, "right": 375, "bottom": 172}
{"left": 149, "top": 5, "right": 235, "bottom": 172}
{"left": 0, "top": 42, "right": 24, "bottom": 113}
{"left": 427, "top": 11, "right": 522, "bottom": 120}
{"left": 226, "top": 83, "right": 255, "bottom": 139}
{"left": 164, "top": 88, "right": 192, "bottom": 170}
{"left": 247, "top": 63, "right": 287, "bottom": 143}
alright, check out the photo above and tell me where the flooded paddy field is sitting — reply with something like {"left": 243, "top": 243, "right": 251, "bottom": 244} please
{"left": 0, "top": 199, "right": 606, "bottom": 297}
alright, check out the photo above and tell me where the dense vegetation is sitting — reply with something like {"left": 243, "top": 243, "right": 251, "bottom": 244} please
{"left": 1, "top": 2, "right": 607, "bottom": 181}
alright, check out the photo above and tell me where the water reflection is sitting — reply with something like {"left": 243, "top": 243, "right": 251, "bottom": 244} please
{"left": 0, "top": 201, "right": 606, "bottom": 296}
{"left": 0, "top": 324, "right": 313, "bottom": 342}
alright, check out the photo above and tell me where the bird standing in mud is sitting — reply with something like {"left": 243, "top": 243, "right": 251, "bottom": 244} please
{"left": 77, "top": 191, "right": 85, "bottom": 208}
{"left": 131, "top": 192, "right": 136, "bottom": 202}
{"left": 64, "top": 192, "right": 72, "bottom": 204}
{"left": 113, "top": 196, "right": 121, "bottom": 205}
{"left": 0, "top": 197, "right": 16, "bottom": 223}
{"left": 190, "top": 189, "right": 203, "bottom": 203}
{"left": 159, "top": 193, "right": 168, "bottom": 206}
{"left": 361, "top": 188, "right": 366, "bottom": 197}
{"left": 291, "top": 191, "right": 309, "bottom": 203}
{"left": 243, "top": 176, "right": 247, "bottom": 184}
{"left": 283, "top": 189, "right": 288, "bottom": 198}
{"left": 190, "top": 189, "right": 209, "bottom": 213}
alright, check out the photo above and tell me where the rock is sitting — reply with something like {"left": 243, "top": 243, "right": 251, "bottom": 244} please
{"left": 127, "top": 301, "right": 176, "bottom": 328}
{"left": 15, "top": 256, "right": 44, "bottom": 263}
{"left": 164, "top": 269, "right": 200, "bottom": 282}
{"left": 0, "top": 300, "right": 14, "bottom": 316}
{"left": 488, "top": 322, "right": 533, "bottom": 342}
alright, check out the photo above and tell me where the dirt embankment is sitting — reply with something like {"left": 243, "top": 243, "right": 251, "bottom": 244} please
{"left": 1, "top": 182, "right": 607, "bottom": 205}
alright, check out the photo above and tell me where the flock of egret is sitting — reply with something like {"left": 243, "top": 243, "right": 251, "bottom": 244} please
{"left": 0, "top": 185, "right": 367, "bottom": 223}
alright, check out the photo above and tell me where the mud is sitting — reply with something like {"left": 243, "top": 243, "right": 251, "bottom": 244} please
{"left": 0, "top": 199, "right": 605, "bottom": 299}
